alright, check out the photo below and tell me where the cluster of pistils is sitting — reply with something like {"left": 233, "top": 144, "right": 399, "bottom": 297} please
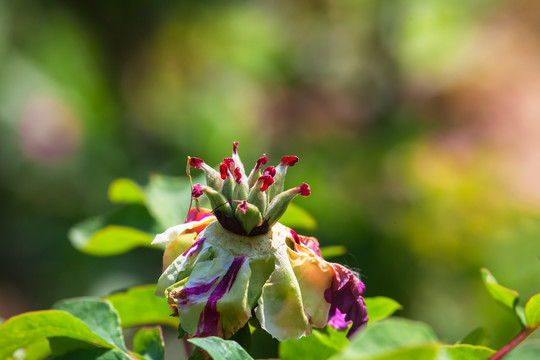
{"left": 189, "top": 142, "right": 309, "bottom": 236}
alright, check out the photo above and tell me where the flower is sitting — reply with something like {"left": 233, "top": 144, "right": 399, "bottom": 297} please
{"left": 154, "top": 143, "right": 368, "bottom": 340}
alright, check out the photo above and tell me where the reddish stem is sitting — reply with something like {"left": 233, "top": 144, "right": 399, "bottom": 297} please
{"left": 490, "top": 327, "right": 536, "bottom": 360}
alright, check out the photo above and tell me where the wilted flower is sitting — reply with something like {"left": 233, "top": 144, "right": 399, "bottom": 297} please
{"left": 154, "top": 142, "right": 368, "bottom": 340}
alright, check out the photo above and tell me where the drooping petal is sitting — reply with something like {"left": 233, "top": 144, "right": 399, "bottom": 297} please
{"left": 287, "top": 243, "right": 333, "bottom": 328}
{"left": 255, "top": 236, "right": 311, "bottom": 340}
{"left": 162, "top": 232, "right": 198, "bottom": 270}
{"left": 171, "top": 252, "right": 252, "bottom": 338}
{"left": 156, "top": 240, "right": 212, "bottom": 296}
{"left": 151, "top": 216, "right": 216, "bottom": 245}
{"left": 196, "top": 257, "right": 251, "bottom": 338}
{"left": 324, "top": 263, "right": 368, "bottom": 337}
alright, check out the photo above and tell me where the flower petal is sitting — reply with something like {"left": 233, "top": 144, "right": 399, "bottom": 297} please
{"left": 255, "top": 244, "right": 311, "bottom": 340}
{"left": 151, "top": 216, "right": 216, "bottom": 245}
{"left": 288, "top": 243, "right": 333, "bottom": 328}
{"left": 171, "top": 251, "right": 252, "bottom": 338}
{"left": 156, "top": 239, "right": 211, "bottom": 297}
{"left": 325, "top": 263, "right": 368, "bottom": 337}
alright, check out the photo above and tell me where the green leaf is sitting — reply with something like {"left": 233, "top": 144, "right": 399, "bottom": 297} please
{"left": 12, "top": 340, "right": 51, "bottom": 360}
{"left": 280, "top": 326, "right": 349, "bottom": 360}
{"left": 144, "top": 174, "right": 193, "bottom": 228}
{"left": 109, "top": 178, "right": 145, "bottom": 205}
{"left": 458, "top": 327, "right": 488, "bottom": 346}
{"left": 68, "top": 205, "right": 158, "bottom": 256}
{"left": 279, "top": 203, "right": 317, "bottom": 230}
{"left": 320, "top": 246, "right": 347, "bottom": 259}
{"left": 188, "top": 337, "right": 253, "bottom": 360}
{"left": 0, "top": 310, "right": 114, "bottom": 359}
{"left": 104, "top": 285, "right": 178, "bottom": 328}
{"left": 525, "top": 294, "right": 540, "bottom": 329}
{"left": 504, "top": 341, "right": 540, "bottom": 360}
{"left": 442, "top": 344, "right": 495, "bottom": 360}
{"left": 330, "top": 318, "right": 438, "bottom": 360}
{"left": 52, "top": 348, "right": 133, "bottom": 360}
{"left": 133, "top": 327, "right": 164, "bottom": 360}
{"left": 53, "top": 298, "right": 127, "bottom": 351}
{"left": 480, "top": 268, "right": 519, "bottom": 310}
{"left": 49, "top": 337, "right": 100, "bottom": 357}
{"left": 364, "top": 297, "right": 402, "bottom": 325}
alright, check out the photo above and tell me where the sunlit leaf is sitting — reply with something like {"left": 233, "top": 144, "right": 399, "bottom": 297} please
{"left": 104, "top": 285, "right": 178, "bottom": 328}
{"left": 133, "top": 327, "right": 165, "bottom": 360}
{"left": 279, "top": 203, "right": 317, "bottom": 230}
{"left": 53, "top": 298, "right": 127, "bottom": 351}
{"left": 364, "top": 297, "right": 402, "bottom": 325}
{"left": 0, "top": 310, "right": 113, "bottom": 359}
{"left": 109, "top": 178, "right": 145, "bottom": 205}
{"left": 68, "top": 205, "right": 159, "bottom": 256}
{"left": 335, "top": 345, "right": 440, "bottom": 360}
{"left": 330, "top": 318, "right": 438, "bottom": 360}
{"left": 525, "top": 294, "right": 540, "bottom": 329}
{"left": 480, "top": 268, "right": 519, "bottom": 310}
{"left": 11, "top": 340, "right": 51, "bottom": 360}
{"left": 188, "top": 337, "right": 253, "bottom": 360}
{"left": 280, "top": 326, "right": 349, "bottom": 360}
{"left": 442, "top": 344, "right": 495, "bottom": 360}
{"left": 458, "top": 327, "right": 488, "bottom": 346}
{"left": 320, "top": 246, "right": 347, "bottom": 259}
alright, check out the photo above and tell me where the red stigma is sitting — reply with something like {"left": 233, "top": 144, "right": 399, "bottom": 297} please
{"left": 233, "top": 142, "right": 239, "bottom": 155}
{"left": 190, "top": 157, "right": 204, "bottom": 169}
{"left": 238, "top": 200, "right": 247, "bottom": 214}
{"left": 258, "top": 175, "right": 274, "bottom": 191}
{"left": 256, "top": 154, "right": 268, "bottom": 169}
{"left": 281, "top": 156, "right": 299, "bottom": 167}
{"left": 262, "top": 166, "right": 276, "bottom": 178}
{"left": 192, "top": 184, "right": 204, "bottom": 198}
{"left": 298, "top": 183, "right": 310, "bottom": 197}
{"left": 224, "top": 158, "right": 235, "bottom": 172}
{"left": 234, "top": 167, "right": 242, "bottom": 184}
{"left": 219, "top": 163, "right": 229, "bottom": 180}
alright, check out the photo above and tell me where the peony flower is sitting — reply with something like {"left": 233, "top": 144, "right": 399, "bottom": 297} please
{"left": 154, "top": 142, "right": 368, "bottom": 340}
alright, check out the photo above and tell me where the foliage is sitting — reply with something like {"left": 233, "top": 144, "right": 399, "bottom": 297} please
{"left": 2, "top": 175, "right": 540, "bottom": 359}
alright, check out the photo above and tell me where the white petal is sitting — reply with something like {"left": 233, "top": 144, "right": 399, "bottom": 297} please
{"left": 151, "top": 216, "right": 216, "bottom": 245}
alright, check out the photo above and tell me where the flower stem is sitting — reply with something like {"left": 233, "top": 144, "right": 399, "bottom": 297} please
{"left": 490, "top": 327, "right": 537, "bottom": 360}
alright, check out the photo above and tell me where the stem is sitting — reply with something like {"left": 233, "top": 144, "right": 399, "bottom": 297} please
{"left": 490, "top": 327, "right": 536, "bottom": 360}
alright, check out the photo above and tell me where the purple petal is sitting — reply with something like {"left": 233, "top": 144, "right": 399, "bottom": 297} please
{"left": 195, "top": 257, "right": 246, "bottom": 337}
{"left": 182, "top": 237, "right": 205, "bottom": 258}
{"left": 324, "top": 263, "right": 368, "bottom": 338}
{"left": 174, "top": 277, "right": 220, "bottom": 306}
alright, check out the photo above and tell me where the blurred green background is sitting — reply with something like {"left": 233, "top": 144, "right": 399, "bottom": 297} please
{"left": 1, "top": 0, "right": 540, "bottom": 353}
